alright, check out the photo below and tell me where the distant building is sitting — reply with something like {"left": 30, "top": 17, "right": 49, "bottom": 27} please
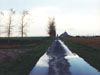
{"left": 60, "top": 31, "right": 71, "bottom": 38}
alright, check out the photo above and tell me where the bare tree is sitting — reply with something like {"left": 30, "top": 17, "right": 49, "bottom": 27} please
{"left": 19, "top": 11, "right": 28, "bottom": 38}
{"left": 4, "top": 9, "right": 15, "bottom": 43}
{"left": 48, "top": 17, "right": 56, "bottom": 37}
{"left": 6, "top": 9, "right": 15, "bottom": 38}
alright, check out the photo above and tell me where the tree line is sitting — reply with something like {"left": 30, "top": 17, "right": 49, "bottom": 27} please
{"left": 0, "top": 9, "right": 56, "bottom": 38}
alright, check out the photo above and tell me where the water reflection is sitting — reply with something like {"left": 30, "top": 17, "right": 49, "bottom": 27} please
{"left": 47, "top": 40, "right": 72, "bottom": 75}
{"left": 47, "top": 40, "right": 73, "bottom": 58}
{"left": 30, "top": 39, "right": 100, "bottom": 75}
{"left": 66, "top": 56, "right": 100, "bottom": 75}
{"left": 48, "top": 57, "right": 71, "bottom": 75}
{"left": 29, "top": 54, "right": 49, "bottom": 75}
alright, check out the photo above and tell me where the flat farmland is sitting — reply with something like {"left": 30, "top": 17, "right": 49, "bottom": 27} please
{"left": 65, "top": 37, "right": 100, "bottom": 49}
{"left": 0, "top": 37, "right": 54, "bottom": 75}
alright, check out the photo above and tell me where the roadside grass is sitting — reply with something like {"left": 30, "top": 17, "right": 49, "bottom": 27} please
{"left": 0, "top": 37, "right": 54, "bottom": 75}
{"left": 62, "top": 39, "right": 100, "bottom": 71}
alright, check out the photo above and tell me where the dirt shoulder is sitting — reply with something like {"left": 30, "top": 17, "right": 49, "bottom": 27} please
{"left": 0, "top": 48, "right": 32, "bottom": 64}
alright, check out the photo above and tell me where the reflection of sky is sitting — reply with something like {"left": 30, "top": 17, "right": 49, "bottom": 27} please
{"left": 0, "top": 0, "right": 100, "bottom": 36}
{"left": 30, "top": 54, "right": 49, "bottom": 75}
{"left": 68, "top": 57, "right": 100, "bottom": 75}
{"left": 34, "top": 54, "right": 49, "bottom": 67}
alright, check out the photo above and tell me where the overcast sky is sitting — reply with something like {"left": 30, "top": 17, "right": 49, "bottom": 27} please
{"left": 0, "top": 0, "right": 100, "bottom": 36}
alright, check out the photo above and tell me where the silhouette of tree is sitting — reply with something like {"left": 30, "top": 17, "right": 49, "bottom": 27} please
{"left": 5, "top": 9, "right": 15, "bottom": 43}
{"left": 6, "top": 9, "right": 15, "bottom": 38}
{"left": 48, "top": 17, "right": 56, "bottom": 37}
{"left": 19, "top": 10, "right": 28, "bottom": 38}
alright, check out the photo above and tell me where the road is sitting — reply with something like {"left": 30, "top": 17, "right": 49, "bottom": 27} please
{"left": 30, "top": 39, "right": 100, "bottom": 75}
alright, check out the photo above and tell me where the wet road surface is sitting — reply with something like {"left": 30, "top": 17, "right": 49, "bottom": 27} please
{"left": 30, "top": 39, "right": 100, "bottom": 75}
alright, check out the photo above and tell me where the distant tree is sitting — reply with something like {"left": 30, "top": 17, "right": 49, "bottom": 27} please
{"left": 6, "top": 9, "right": 15, "bottom": 38}
{"left": 48, "top": 17, "right": 56, "bottom": 37}
{"left": 19, "top": 11, "right": 28, "bottom": 38}
{"left": 5, "top": 9, "right": 15, "bottom": 43}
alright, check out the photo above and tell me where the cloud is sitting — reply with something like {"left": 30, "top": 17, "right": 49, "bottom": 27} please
{"left": 29, "top": 6, "right": 59, "bottom": 16}
{"left": 27, "top": 6, "right": 60, "bottom": 36}
{"left": 27, "top": 6, "right": 100, "bottom": 36}
{"left": 0, "top": 4, "right": 100, "bottom": 36}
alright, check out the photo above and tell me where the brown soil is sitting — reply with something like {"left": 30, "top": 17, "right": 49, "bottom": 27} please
{"left": 0, "top": 45, "right": 19, "bottom": 48}
{"left": 0, "top": 43, "right": 36, "bottom": 48}
{"left": 0, "top": 48, "right": 32, "bottom": 64}
{"left": 65, "top": 37, "right": 100, "bottom": 49}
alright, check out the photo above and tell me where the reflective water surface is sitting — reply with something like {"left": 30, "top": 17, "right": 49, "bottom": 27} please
{"left": 30, "top": 54, "right": 49, "bottom": 75}
{"left": 30, "top": 39, "right": 100, "bottom": 75}
{"left": 66, "top": 55, "right": 100, "bottom": 75}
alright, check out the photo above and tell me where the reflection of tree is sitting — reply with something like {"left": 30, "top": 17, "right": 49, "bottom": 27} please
{"left": 48, "top": 57, "right": 71, "bottom": 75}
{"left": 47, "top": 39, "right": 71, "bottom": 75}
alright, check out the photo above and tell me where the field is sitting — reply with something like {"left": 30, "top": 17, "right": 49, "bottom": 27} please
{"left": 66, "top": 37, "right": 100, "bottom": 49}
{"left": 62, "top": 37, "right": 100, "bottom": 71}
{"left": 0, "top": 37, "right": 100, "bottom": 75}
{"left": 0, "top": 37, "right": 54, "bottom": 75}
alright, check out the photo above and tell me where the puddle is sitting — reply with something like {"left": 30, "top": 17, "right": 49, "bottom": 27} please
{"left": 30, "top": 39, "right": 100, "bottom": 75}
